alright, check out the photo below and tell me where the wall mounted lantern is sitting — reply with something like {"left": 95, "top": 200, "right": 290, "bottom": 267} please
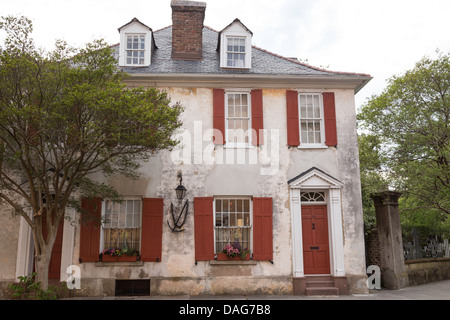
{"left": 175, "top": 173, "right": 187, "bottom": 200}
{"left": 168, "top": 172, "right": 189, "bottom": 233}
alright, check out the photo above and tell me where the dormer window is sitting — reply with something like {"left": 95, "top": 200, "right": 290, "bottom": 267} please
{"left": 118, "top": 18, "right": 155, "bottom": 67}
{"left": 218, "top": 19, "right": 253, "bottom": 69}
{"left": 126, "top": 34, "right": 147, "bottom": 65}
{"left": 226, "top": 37, "right": 246, "bottom": 68}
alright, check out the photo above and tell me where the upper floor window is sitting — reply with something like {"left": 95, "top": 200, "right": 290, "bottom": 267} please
{"left": 219, "top": 19, "right": 252, "bottom": 69}
{"left": 126, "top": 34, "right": 146, "bottom": 65}
{"left": 299, "top": 93, "right": 325, "bottom": 146}
{"left": 118, "top": 18, "right": 154, "bottom": 67}
{"left": 225, "top": 91, "right": 252, "bottom": 146}
{"left": 226, "top": 37, "right": 246, "bottom": 68}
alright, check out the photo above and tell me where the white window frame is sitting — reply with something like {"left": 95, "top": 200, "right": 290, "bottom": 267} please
{"left": 100, "top": 197, "right": 143, "bottom": 253}
{"left": 225, "top": 90, "right": 252, "bottom": 148}
{"left": 118, "top": 21, "right": 152, "bottom": 67}
{"left": 219, "top": 22, "right": 252, "bottom": 69}
{"left": 124, "top": 34, "right": 147, "bottom": 66}
{"left": 213, "top": 196, "right": 253, "bottom": 255}
{"left": 225, "top": 37, "right": 247, "bottom": 68}
{"left": 298, "top": 93, "right": 326, "bottom": 148}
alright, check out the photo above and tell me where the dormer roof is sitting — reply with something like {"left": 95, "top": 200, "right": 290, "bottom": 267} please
{"left": 118, "top": 17, "right": 153, "bottom": 33}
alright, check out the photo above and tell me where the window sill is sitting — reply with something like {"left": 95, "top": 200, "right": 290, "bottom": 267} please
{"left": 210, "top": 260, "right": 257, "bottom": 266}
{"left": 297, "top": 145, "right": 329, "bottom": 150}
{"left": 223, "top": 144, "right": 255, "bottom": 149}
{"left": 95, "top": 261, "right": 144, "bottom": 267}
{"left": 220, "top": 66, "right": 251, "bottom": 71}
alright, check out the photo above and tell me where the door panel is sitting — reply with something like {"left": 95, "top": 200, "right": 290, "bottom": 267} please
{"left": 302, "top": 205, "right": 330, "bottom": 275}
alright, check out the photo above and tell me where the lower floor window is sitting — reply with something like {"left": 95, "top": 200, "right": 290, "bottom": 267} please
{"left": 102, "top": 198, "right": 142, "bottom": 253}
{"left": 214, "top": 197, "right": 252, "bottom": 253}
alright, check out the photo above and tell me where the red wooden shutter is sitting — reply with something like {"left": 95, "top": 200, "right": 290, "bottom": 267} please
{"left": 251, "top": 89, "right": 264, "bottom": 146}
{"left": 286, "top": 90, "right": 300, "bottom": 146}
{"left": 141, "top": 198, "right": 164, "bottom": 262}
{"left": 194, "top": 197, "right": 215, "bottom": 261}
{"left": 213, "top": 89, "right": 225, "bottom": 145}
{"left": 323, "top": 92, "right": 338, "bottom": 147}
{"left": 253, "top": 197, "right": 273, "bottom": 261}
{"left": 79, "top": 198, "right": 102, "bottom": 262}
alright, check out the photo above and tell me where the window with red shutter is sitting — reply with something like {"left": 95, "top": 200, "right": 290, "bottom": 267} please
{"left": 213, "top": 89, "right": 226, "bottom": 145}
{"left": 323, "top": 92, "right": 338, "bottom": 147}
{"left": 287, "top": 91, "right": 338, "bottom": 148}
{"left": 194, "top": 197, "right": 215, "bottom": 261}
{"left": 252, "top": 197, "right": 273, "bottom": 261}
{"left": 286, "top": 90, "right": 300, "bottom": 146}
{"left": 251, "top": 89, "right": 264, "bottom": 146}
{"left": 79, "top": 198, "right": 102, "bottom": 262}
{"left": 141, "top": 198, "right": 164, "bottom": 262}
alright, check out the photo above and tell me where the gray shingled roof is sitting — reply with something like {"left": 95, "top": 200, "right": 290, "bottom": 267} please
{"left": 113, "top": 26, "right": 370, "bottom": 79}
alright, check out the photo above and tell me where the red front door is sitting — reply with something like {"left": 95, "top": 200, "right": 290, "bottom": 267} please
{"left": 302, "top": 205, "right": 330, "bottom": 275}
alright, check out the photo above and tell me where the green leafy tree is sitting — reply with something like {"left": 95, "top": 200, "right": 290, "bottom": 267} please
{"left": 358, "top": 133, "right": 389, "bottom": 229}
{"left": 358, "top": 50, "right": 449, "bottom": 234}
{"left": 0, "top": 16, "right": 183, "bottom": 289}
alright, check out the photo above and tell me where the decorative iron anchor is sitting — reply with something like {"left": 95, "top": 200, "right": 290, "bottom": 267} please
{"left": 168, "top": 200, "right": 189, "bottom": 232}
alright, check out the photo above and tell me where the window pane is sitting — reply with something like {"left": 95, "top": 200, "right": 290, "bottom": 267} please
{"left": 314, "top": 107, "right": 321, "bottom": 118}
{"left": 315, "top": 132, "right": 321, "bottom": 143}
{"left": 235, "top": 102, "right": 241, "bottom": 117}
{"left": 243, "top": 199, "right": 249, "bottom": 212}
{"left": 241, "top": 94, "right": 248, "bottom": 106}
{"left": 300, "top": 106, "right": 306, "bottom": 118}
{"left": 134, "top": 200, "right": 141, "bottom": 228}
{"left": 314, "top": 95, "right": 320, "bottom": 117}
{"left": 241, "top": 105, "right": 248, "bottom": 117}
{"left": 228, "top": 103, "right": 235, "bottom": 117}
{"left": 228, "top": 119, "right": 235, "bottom": 130}
{"left": 216, "top": 212, "right": 222, "bottom": 227}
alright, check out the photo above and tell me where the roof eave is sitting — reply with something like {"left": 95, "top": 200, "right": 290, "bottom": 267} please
{"left": 122, "top": 72, "right": 372, "bottom": 93}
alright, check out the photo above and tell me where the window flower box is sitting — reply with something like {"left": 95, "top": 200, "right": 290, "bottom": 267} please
{"left": 216, "top": 253, "right": 250, "bottom": 261}
{"left": 101, "top": 247, "right": 139, "bottom": 262}
{"left": 218, "top": 243, "right": 251, "bottom": 261}
{"left": 101, "top": 254, "right": 138, "bottom": 262}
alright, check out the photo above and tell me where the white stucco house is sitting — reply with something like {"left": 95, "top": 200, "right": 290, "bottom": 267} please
{"left": 0, "top": 0, "right": 372, "bottom": 297}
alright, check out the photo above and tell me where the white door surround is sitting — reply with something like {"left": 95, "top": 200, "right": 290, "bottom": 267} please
{"left": 288, "top": 167, "right": 345, "bottom": 278}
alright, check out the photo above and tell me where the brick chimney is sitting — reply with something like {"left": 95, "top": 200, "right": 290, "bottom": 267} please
{"left": 171, "top": 0, "right": 206, "bottom": 60}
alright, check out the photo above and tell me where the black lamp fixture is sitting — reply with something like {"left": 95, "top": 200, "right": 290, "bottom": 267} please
{"left": 168, "top": 172, "right": 189, "bottom": 233}
{"left": 175, "top": 172, "right": 187, "bottom": 200}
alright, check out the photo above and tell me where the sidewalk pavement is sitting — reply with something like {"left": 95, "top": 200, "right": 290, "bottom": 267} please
{"left": 62, "top": 279, "right": 450, "bottom": 300}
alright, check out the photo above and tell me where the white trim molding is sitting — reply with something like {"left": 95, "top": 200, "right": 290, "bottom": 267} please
{"left": 288, "top": 167, "right": 345, "bottom": 278}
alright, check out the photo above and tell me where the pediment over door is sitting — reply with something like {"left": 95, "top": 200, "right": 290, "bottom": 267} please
{"left": 288, "top": 167, "right": 343, "bottom": 189}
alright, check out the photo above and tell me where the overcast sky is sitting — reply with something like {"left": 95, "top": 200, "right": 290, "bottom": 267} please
{"left": 2, "top": 0, "right": 450, "bottom": 110}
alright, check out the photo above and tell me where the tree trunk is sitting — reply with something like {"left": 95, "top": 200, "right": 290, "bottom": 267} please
{"left": 34, "top": 252, "right": 51, "bottom": 290}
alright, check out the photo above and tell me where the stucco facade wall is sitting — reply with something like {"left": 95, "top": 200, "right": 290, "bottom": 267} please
{"left": 1, "top": 86, "right": 368, "bottom": 296}
{"left": 70, "top": 86, "right": 367, "bottom": 296}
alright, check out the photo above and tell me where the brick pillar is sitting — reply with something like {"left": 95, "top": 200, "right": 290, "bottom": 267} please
{"left": 171, "top": 0, "right": 206, "bottom": 60}
{"left": 371, "top": 191, "right": 409, "bottom": 289}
